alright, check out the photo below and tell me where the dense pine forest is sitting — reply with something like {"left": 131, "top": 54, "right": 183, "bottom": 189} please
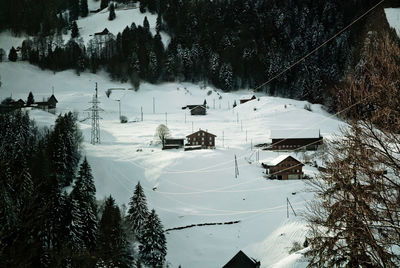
{"left": 1, "top": 0, "right": 399, "bottom": 109}
{"left": 0, "top": 111, "right": 167, "bottom": 267}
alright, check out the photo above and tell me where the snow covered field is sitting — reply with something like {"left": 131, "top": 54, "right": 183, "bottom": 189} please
{"left": 0, "top": 61, "right": 345, "bottom": 267}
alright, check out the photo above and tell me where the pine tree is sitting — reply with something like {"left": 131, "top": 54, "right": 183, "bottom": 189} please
{"left": 108, "top": 3, "right": 116, "bottom": 21}
{"left": 8, "top": 46, "right": 17, "bottom": 62}
{"left": 71, "top": 157, "right": 97, "bottom": 251}
{"left": 71, "top": 21, "right": 79, "bottom": 38}
{"left": 80, "top": 0, "right": 89, "bottom": 17}
{"left": 156, "top": 13, "right": 162, "bottom": 33}
{"left": 126, "top": 182, "right": 149, "bottom": 239}
{"left": 27, "top": 91, "right": 35, "bottom": 106}
{"left": 143, "top": 16, "right": 150, "bottom": 32}
{"left": 139, "top": 209, "right": 167, "bottom": 267}
{"left": 96, "top": 196, "right": 133, "bottom": 268}
{"left": 70, "top": 0, "right": 80, "bottom": 20}
{"left": 100, "top": 0, "right": 109, "bottom": 10}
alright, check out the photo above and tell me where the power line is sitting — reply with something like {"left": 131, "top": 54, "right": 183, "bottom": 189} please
{"left": 253, "top": 0, "right": 385, "bottom": 92}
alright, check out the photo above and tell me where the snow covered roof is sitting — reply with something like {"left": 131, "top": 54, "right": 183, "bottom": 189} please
{"left": 270, "top": 129, "right": 320, "bottom": 139}
{"left": 260, "top": 155, "right": 302, "bottom": 167}
{"left": 240, "top": 94, "right": 256, "bottom": 100}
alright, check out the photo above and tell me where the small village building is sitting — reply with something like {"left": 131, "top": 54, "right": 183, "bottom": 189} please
{"left": 270, "top": 129, "right": 323, "bottom": 151}
{"left": 223, "top": 250, "right": 260, "bottom": 268}
{"left": 163, "top": 138, "right": 185, "bottom": 150}
{"left": 240, "top": 95, "right": 256, "bottom": 104}
{"left": 261, "top": 155, "right": 304, "bottom": 180}
{"left": 186, "top": 129, "right": 216, "bottom": 149}
{"left": 190, "top": 105, "right": 206, "bottom": 115}
{"left": 34, "top": 94, "right": 58, "bottom": 112}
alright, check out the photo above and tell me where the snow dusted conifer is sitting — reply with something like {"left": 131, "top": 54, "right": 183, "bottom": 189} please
{"left": 139, "top": 209, "right": 167, "bottom": 267}
{"left": 27, "top": 91, "right": 35, "bottom": 106}
{"left": 80, "top": 0, "right": 89, "bottom": 17}
{"left": 126, "top": 182, "right": 149, "bottom": 239}
{"left": 143, "top": 16, "right": 150, "bottom": 32}
{"left": 96, "top": 196, "right": 133, "bottom": 267}
{"left": 108, "top": 3, "right": 116, "bottom": 21}
{"left": 71, "top": 21, "right": 79, "bottom": 38}
{"left": 71, "top": 157, "right": 97, "bottom": 251}
{"left": 8, "top": 46, "right": 17, "bottom": 62}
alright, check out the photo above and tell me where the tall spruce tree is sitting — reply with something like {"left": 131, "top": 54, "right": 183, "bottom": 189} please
{"left": 108, "top": 3, "right": 116, "bottom": 21}
{"left": 126, "top": 182, "right": 149, "bottom": 239}
{"left": 80, "top": 0, "right": 89, "bottom": 17}
{"left": 138, "top": 209, "right": 167, "bottom": 268}
{"left": 100, "top": 0, "right": 109, "bottom": 10}
{"left": 27, "top": 91, "right": 35, "bottom": 106}
{"left": 71, "top": 157, "right": 97, "bottom": 251}
{"left": 71, "top": 21, "right": 79, "bottom": 38}
{"left": 96, "top": 196, "right": 133, "bottom": 267}
{"left": 8, "top": 46, "right": 17, "bottom": 62}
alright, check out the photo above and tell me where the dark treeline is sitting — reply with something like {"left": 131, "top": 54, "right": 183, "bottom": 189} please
{"left": 4, "top": 0, "right": 397, "bottom": 109}
{"left": 0, "top": 111, "right": 167, "bottom": 267}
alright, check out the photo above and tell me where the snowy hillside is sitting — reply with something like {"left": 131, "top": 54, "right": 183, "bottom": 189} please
{"left": 385, "top": 8, "right": 400, "bottom": 37}
{"left": 0, "top": 61, "right": 345, "bottom": 267}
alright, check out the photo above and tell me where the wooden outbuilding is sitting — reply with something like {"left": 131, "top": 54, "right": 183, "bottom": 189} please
{"left": 270, "top": 129, "right": 323, "bottom": 151}
{"left": 261, "top": 155, "right": 304, "bottom": 180}
{"left": 223, "top": 250, "right": 260, "bottom": 268}
{"left": 163, "top": 138, "right": 185, "bottom": 150}
{"left": 190, "top": 105, "right": 206, "bottom": 115}
{"left": 240, "top": 95, "right": 256, "bottom": 104}
{"left": 94, "top": 28, "right": 110, "bottom": 36}
{"left": 186, "top": 129, "right": 216, "bottom": 149}
{"left": 34, "top": 94, "right": 58, "bottom": 112}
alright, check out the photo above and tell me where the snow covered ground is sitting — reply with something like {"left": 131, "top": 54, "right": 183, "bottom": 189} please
{"left": 69, "top": 0, "right": 170, "bottom": 46}
{"left": 0, "top": 61, "right": 345, "bottom": 267}
{"left": 385, "top": 8, "right": 400, "bottom": 37}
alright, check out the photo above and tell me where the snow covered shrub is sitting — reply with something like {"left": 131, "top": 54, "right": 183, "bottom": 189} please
{"left": 120, "top": 115, "right": 128, "bottom": 123}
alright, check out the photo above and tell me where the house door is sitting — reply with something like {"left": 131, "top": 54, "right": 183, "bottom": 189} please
{"left": 277, "top": 175, "right": 282, "bottom": 180}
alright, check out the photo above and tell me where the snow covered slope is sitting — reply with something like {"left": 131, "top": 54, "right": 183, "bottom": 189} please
{"left": 0, "top": 61, "right": 345, "bottom": 267}
{"left": 68, "top": 0, "right": 170, "bottom": 46}
{"left": 385, "top": 8, "right": 400, "bottom": 37}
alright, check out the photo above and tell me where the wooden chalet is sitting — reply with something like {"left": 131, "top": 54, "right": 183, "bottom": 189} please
{"left": 270, "top": 129, "right": 323, "bottom": 151}
{"left": 163, "top": 138, "right": 185, "bottom": 150}
{"left": 34, "top": 94, "right": 58, "bottom": 112}
{"left": 0, "top": 99, "right": 25, "bottom": 113}
{"left": 186, "top": 129, "right": 216, "bottom": 149}
{"left": 240, "top": 95, "right": 256, "bottom": 104}
{"left": 223, "top": 250, "right": 260, "bottom": 268}
{"left": 261, "top": 155, "right": 304, "bottom": 180}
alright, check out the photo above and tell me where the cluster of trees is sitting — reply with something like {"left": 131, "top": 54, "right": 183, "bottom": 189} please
{"left": 7, "top": 0, "right": 393, "bottom": 107}
{"left": 0, "top": 111, "right": 167, "bottom": 267}
{"left": 306, "top": 33, "right": 400, "bottom": 266}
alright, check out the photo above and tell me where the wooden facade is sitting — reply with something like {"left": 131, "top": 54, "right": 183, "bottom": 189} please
{"left": 223, "top": 250, "right": 260, "bottom": 268}
{"left": 262, "top": 155, "right": 304, "bottom": 180}
{"left": 270, "top": 129, "right": 323, "bottom": 151}
{"left": 186, "top": 129, "right": 216, "bottom": 149}
{"left": 190, "top": 105, "right": 206, "bottom": 115}
{"left": 163, "top": 138, "right": 185, "bottom": 150}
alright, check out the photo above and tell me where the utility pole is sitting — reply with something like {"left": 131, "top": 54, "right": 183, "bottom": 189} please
{"left": 86, "top": 83, "right": 103, "bottom": 145}
{"left": 165, "top": 112, "right": 167, "bottom": 125}
{"left": 192, "top": 121, "right": 194, "bottom": 133}
{"left": 287, "top": 198, "right": 297, "bottom": 218}
{"left": 234, "top": 154, "right": 239, "bottom": 178}
{"left": 153, "top": 97, "right": 155, "bottom": 114}
{"left": 241, "top": 120, "right": 243, "bottom": 131}
{"left": 116, "top": 99, "right": 121, "bottom": 119}
{"left": 141, "top": 106, "right": 143, "bottom": 121}
{"left": 222, "top": 131, "right": 224, "bottom": 148}
{"left": 251, "top": 139, "right": 253, "bottom": 150}
{"left": 213, "top": 99, "right": 215, "bottom": 109}
{"left": 228, "top": 101, "right": 230, "bottom": 110}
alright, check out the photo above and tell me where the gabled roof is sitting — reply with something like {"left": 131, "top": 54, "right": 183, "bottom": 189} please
{"left": 189, "top": 105, "right": 206, "bottom": 111}
{"left": 48, "top": 94, "right": 58, "bottom": 103}
{"left": 186, "top": 129, "right": 216, "bottom": 138}
{"left": 223, "top": 250, "right": 260, "bottom": 268}
{"left": 270, "top": 129, "right": 321, "bottom": 139}
{"left": 260, "top": 155, "right": 303, "bottom": 167}
{"left": 95, "top": 28, "right": 110, "bottom": 35}
{"left": 240, "top": 94, "right": 256, "bottom": 100}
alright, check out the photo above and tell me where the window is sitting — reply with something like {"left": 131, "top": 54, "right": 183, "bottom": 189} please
{"left": 209, "top": 137, "right": 212, "bottom": 140}
{"left": 202, "top": 142, "right": 204, "bottom": 145}
{"left": 203, "top": 133, "right": 205, "bottom": 136}
{"left": 193, "top": 137, "right": 196, "bottom": 141}
{"left": 202, "top": 137, "right": 204, "bottom": 140}
{"left": 198, "top": 133, "right": 200, "bottom": 136}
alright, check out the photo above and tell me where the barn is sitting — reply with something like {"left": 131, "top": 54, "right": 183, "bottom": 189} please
{"left": 240, "top": 95, "right": 256, "bottom": 104}
{"left": 163, "top": 138, "right": 185, "bottom": 150}
{"left": 270, "top": 129, "right": 323, "bottom": 151}
{"left": 190, "top": 105, "right": 206, "bottom": 115}
{"left": 261, "top": 155, "right": 304, "bottom": 180}
{"left": 186, "top": 129, "right": 216, "bottom": 149}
